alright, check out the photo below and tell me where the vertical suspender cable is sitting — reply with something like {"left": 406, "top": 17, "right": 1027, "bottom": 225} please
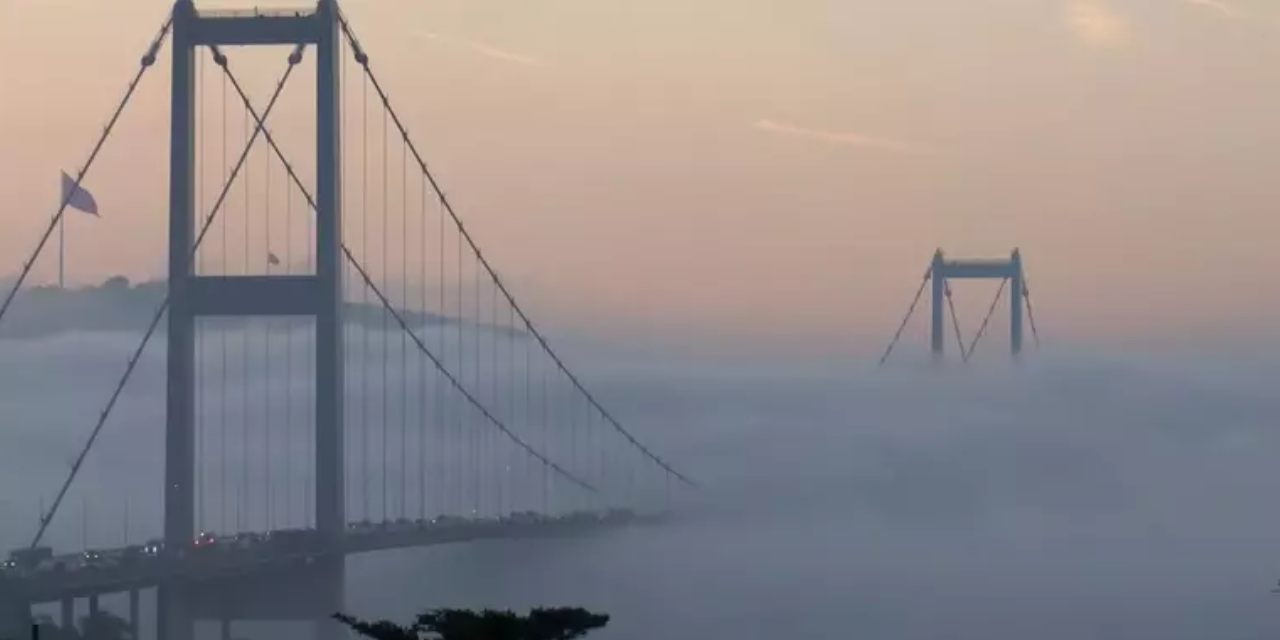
{"left": 456, "top": 224, "right": 464, "bottom": 515}
{"left": 285, "top": 174, "right": 294, "bottom": 529}
{"left": 524, "top": 309, "right": 532, "bottom": 513}
{"left": 336, "top": 34, "right": 348, "bottom": 529}
{"left": 492, "top": 285, "right": 500, "bottom": 515}
{"left": 542, "top": 357, "right": 549, "bottom": 513}
{"left": 360, "top": 70, "right": 370, "bottom": 524}
{"left": 381, "top": 99, "right": 390, "bottom": 523}
{"left": 195, "top": 47, "right": 205, "bottom": 534}
{"left": 418, "top": 169, "right": 428, "bottom": 521}
{"left": 264, "top": 130, "right": 274, "bottom": 531}
{"left": 473, "top": 256, "right": 482, "bottom": 515}
{"left": 506, "top": 302, "right": 514, "bottom": 513}
{"left": 306, "top": 135, "right": 316, "bottom": 529}
{"left": 438, "top": 192, "right": 446, "bottom": 518}
{"left": 574, "top": 375, "right": 582, "bottom": 510}
{"left": 400, "top": 134, "right": 409, "bottom": 521}
{"left": 220, "top": 69, "right": 230, "bottom": 535}
{"left": 241, "top": 99, "right": 251, "bottom": 534}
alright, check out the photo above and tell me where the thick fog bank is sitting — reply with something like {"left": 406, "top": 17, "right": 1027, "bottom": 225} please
{"left": 3, "top": 333, "right": 1280, "bottom": 639}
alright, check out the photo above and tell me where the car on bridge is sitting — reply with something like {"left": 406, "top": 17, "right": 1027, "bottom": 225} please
{"left": 194, "top": 531, "right": 217, "bottom": 548}
{"left": 143, "top": 538, "right": 164, "bottom": 557}
{"left": 3, "top": 546, "right": 53, "bottom": 574}
{"left": 81, "top": 549, "right": 106, "bottom": 569}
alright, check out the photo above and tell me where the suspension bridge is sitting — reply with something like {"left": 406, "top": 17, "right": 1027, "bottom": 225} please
{"left": 878, "top": 249, "right": 1043, "bottom": 365}
{"left": 0, "top": 3, "right": 695, "bottom": 640}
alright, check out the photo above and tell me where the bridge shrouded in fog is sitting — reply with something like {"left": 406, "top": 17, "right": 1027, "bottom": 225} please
{"left": 878, "top": 248, "right": 1042, "bottom": 365}
{"left": 0, "top": 2, "right": 697, "bottom": 640}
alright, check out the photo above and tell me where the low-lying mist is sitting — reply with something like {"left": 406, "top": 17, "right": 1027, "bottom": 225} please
{"left": 3, "top": 329, "right": 1280, "bottom": 640}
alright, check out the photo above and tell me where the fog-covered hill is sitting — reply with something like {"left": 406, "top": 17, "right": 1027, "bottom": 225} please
{"left": 0, "top": 276, "right": 522, "bottom": 340}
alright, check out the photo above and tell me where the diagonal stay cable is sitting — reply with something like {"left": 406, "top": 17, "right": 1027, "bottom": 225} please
{"left": 1021, "top": 277, "right": 1042, "bottom": 348}
{"left": 338, "top": 15, "right": 696, "bottom": 488}
{"left": 878, "top": 267, "right": 931, "bottom": 366}
{"left": 945, "top": 283, "right": 968, "bottom": 364}
{"left": 215, "top": 60, "right": 595, "bottom": 494}
{"left": 30, "top": 51, "right": 303, "bottom": 549}
{"left": 0, "top": 14, "right": 173, "bottom": 330}
{"left": 961, "top": 277, "right": 1008, "bottom": 363}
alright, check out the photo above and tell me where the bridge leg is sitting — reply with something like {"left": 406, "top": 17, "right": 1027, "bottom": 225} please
{"left": 164, "top": 0, "right": 197, "bottom": 552}
{"left": 162, "top": 5, "right": 197, "bottom": 638}
{"left": 87, "top": 597, "right": 99, "bottom": 619}
{"left": 1009, "top": 249, "right": 1023, "bottom": 359}
{"left": 0, "top": 599, "right": 31, "bottom": 640}
{"left": 313, "top": 7, "right": 347, "bottom": 640}
{"left": 313, "top": 557, "right": 347, "bottom": 640}
{"left": 219, "top": 618, "right": 230, "bottom": 640}
{"left": 157, "top": 585, "right": 192, "bottom": 640}
{"left": 128, "top": 590, "right": 139, "bottom": 640}
{"left": 59, "top": 599, "right": 73, "bottom": 632}
{"left": 314, "top": 0, "right": 346, "bottom": 541}
{"left": 929, "top": 251, "right": 946, "bottom": 362}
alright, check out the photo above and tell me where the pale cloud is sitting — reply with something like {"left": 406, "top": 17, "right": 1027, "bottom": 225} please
{"left": 752, "top": 120, "right": 932, "bottom": 155}
{"left": 1180, "top": 0, "right": 1245, "bottom": 19}
{"left": 1067, "top": 0, "right": 1131, "bottom": 48}
{"left": 411, "top": 31, "right": 542, "bottom": 67}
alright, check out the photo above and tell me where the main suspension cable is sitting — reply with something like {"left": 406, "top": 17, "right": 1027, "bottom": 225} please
{"left": 342, "top": 249, "right": 596, "bottom": 493}
{"left": 30, "top": 51, "right": 302, "bottom": 549}
{"left": 878, "top": 267, "right": 931, "bottom": 366}
{"left": 337, "top": 15, "right": 695, "bottom": 488}
{"left": 216, "top": 64, "right": 597, "bottom": 496}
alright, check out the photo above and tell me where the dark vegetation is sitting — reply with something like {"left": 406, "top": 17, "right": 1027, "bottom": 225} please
{"left": 5, "top": 607, "right": 607, "bottom": 640}
{"left": 335, "top": 607, "right": 610, "bottom": 640}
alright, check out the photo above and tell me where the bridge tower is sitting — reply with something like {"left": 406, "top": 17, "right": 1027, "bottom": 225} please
{"left": 928, "top": 249, "right": 1024, "bottom": 360}
{"left": 879, "top": 248, "right": 1040, "bottom": 365}
{"left": 164, "top": 2, "right": 344, "bottom": 640}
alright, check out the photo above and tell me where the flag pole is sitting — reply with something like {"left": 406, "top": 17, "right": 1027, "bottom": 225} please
{"left": 58, "top": 213, "right": 65, "bottom": 289}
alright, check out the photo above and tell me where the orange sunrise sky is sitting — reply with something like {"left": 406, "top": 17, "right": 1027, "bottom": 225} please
{"left": 2, "top": 0, "right": 1279, "bottom": 351}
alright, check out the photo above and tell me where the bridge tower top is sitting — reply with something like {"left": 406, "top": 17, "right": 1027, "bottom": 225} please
{"left": 879, "top": 248, "right": 1041, "bottom": 365}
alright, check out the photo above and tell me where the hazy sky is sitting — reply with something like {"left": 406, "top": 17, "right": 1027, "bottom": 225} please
{"left": 2, "top": 0, "right": 1279, "bottom": 350}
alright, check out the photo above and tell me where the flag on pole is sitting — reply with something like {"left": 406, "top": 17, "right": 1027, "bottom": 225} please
{"left": 60, "top": 171, "right": 99, "bottom": 216}
{"left": 267, "top": 252, "right": 281, "bottom": 266}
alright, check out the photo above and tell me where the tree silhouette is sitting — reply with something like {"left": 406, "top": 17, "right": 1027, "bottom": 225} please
{"left": 334, "top": 607, "right": 609, "bottom": 640}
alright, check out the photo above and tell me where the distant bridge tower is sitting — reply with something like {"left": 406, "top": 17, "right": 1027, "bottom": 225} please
{"left": 879, "top": 248, "right": 1040, "bottom": 365}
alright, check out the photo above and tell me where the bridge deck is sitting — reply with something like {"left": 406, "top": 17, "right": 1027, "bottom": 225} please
{"left": 0, "top": 510, "right": 660, "bottom": 604}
